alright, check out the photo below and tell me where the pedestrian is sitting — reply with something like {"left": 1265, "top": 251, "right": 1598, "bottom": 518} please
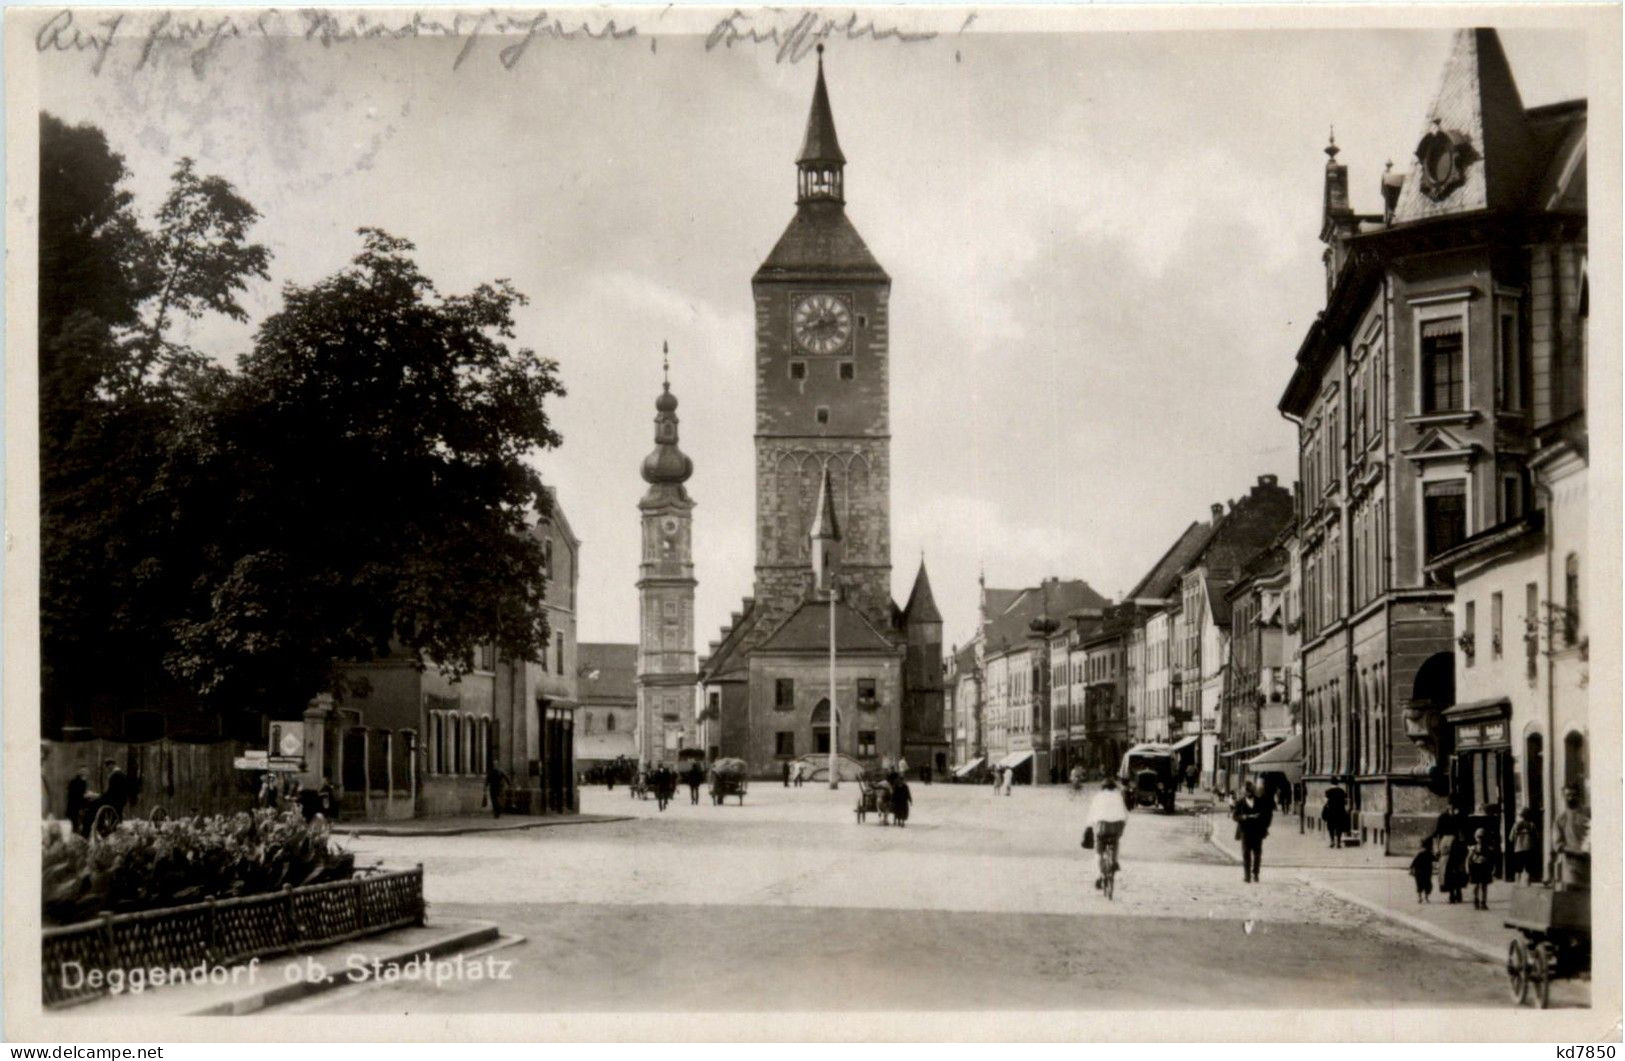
{"left": 1553, "top": 783, "right": 1590, "bottom": 889}
{"left": 1508, "top": 806, "right": 1538, "bottom": 883}
{"left": 891, "top": 774, "right": 913, "bottom": 827}
{"left": 992, "top": 766, "right": 1002, "bottom": 795}
{"left": 485, "top": 762, "right": 507, "bottom": 818}
{"left": 783, "top": 759, "right": 791, "bottom": 787}
{"left": 66, "top": 766, "right": 90, "bottom": 837}
{"left": 1321, "top": 785, "right": 1349, "bottom": 848}
{"left": 1231, "top": 781, "right": 1272, "bottom": 883}
{"left": 1184, "top": 762, "right": 1197, "bottom": 793}
{"left": 1409, "top": 839, "right": 1436, "bottom": 903}
{"left": 793, "top": 761, "right": 804, "bottom": 788}
{"left": 298, "top": 781, "right": 324, "bottom": 822}
{"left": 1466, "top": 827, "right": 1496, "bottom": 909}
{"left": 687, "top": 760, "right": 704, "bottom": 805}
{"left": 1003, "top": 766, "right": 1014, "bottom": 796}
{"left": 100, "top": 759, "right": 131, "bottom": 815}
{"left": 319, "top": 776, "right": 338, "bottom": 821}
{"left": 1434, "top": 809, "right": 1468, "bottom": 904}
{"left": 656, "top": 764, "right": 674, "bottom": 812}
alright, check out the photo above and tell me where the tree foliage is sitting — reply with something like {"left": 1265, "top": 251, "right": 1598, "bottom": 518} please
{"left": 41, "top": 114, "right": 565, "bottom": 727}
{"left": 164, "top": 229, "right": 565, "bottom": 707}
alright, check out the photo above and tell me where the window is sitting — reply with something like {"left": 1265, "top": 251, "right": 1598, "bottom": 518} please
{"left": 815, "top": 407, "right": 830, "bottom": 425}
{"left": 543, "top": 539, "right": 554, "bottom": 578}
{"left": 1526, "top": 581, "right": 1540, "bottom": 680}
{"left": 1498, "top": 305, "right": 1523, "bottom": 411}
{"left": 856, "top": 678, "right": 877, "bottom": 703}
{"left": 789, "top": 360, "right": 807, "bottom": 381}
{"left": 555, "top": 633, "right": 565, "bottom": 675}
{"left": 1463, "top": 600, "right": 1475, "bottom": 667}
{"left": 583, "top": 712, "right": 593, "bottom": 734}
{"left": 1564, "top": 553, "right": 1580, "bottom": 645}
{"left": 775, "top": 678, "right": 795, "bottom": 710}
{"left": 775, "top": 731, "right": 796, "bottom": 757}
{"left": 1423, "top": 480, "right": 1467, "bottom": 558}
{"left": 476, "top": 643, "right": 495, "bottom": 671}
{"left": 858, "top": 730, "right": 877, "bottom": 757}
{"left": 1420, "top": 318, "right": 1465, "bottom": 413}
{"left": 839, "top": 361, "right": 855, "bottom": 381}
{"left": 1502, "top": 473, "right": 1525, "bottom": 521}
{"left": 1491, "top": 592, "right": 1503, "bottom": 658}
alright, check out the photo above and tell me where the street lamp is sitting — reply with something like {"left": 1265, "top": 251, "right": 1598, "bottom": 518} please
{"left": 810, "top": 468, "right": 842, "bottom": 790}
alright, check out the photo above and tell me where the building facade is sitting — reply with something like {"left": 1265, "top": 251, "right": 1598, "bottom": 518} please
{"left": 1279, "top": 29, "right": 1585, "bottom": 852}
{"left": 578, "top": 643, "right": 639, "bottom": 772}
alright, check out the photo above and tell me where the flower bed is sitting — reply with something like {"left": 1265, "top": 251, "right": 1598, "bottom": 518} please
{"left": 43, "top": 865, "right": 424, "bottom": 1008}
{"left": 41, "top": 809, "right": 423, "bottom": 1007}
{"left": 44, "top": 810, "right": 355, "bottom": 925}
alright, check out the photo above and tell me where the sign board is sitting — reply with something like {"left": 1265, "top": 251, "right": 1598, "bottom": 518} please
{"left": 234, "top": 755, "right": 301, "bottom": 772}
{"left": 268, "top": 722, "right": 305, "bottom": 759}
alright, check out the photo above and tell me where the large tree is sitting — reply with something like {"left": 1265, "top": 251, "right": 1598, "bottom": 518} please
{"left": 165, "top": 229, "right": 566, "bottom": 709}
{"left": 39, "top": 113, "right": 269, "bottom": 734}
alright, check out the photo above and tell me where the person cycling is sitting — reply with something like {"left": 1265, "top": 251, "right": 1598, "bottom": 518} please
{"left": 1084, "top": 776, "right": 1129, "bottom": 892}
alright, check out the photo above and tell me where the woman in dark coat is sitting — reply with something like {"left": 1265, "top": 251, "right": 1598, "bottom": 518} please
{"left": 890, "top": 776, "right": 913, "bottom": 827}
{"left": 1321, "top": 785, "right": 1349, "bottom": 848}
{"left": 1433, "top": 809, "right": 1469, "bottom": 903}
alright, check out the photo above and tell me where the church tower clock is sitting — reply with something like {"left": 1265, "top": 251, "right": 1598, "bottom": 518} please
{"left": 752, "top": 46, "right": 893, "bottom": 636}
{"left": 636, "top": 346, "right": 698, "bottom": 766}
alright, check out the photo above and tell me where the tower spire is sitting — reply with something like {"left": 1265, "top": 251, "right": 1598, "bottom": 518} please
{"left": 797, "top": 44, "right": 846, "bottom": 204}
{"left": 641, "top": 341, "right": 692, "bottom": 487}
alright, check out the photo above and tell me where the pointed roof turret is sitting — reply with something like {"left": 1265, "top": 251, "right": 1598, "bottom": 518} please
{"left": 904, "top": 560, "right": 942, "bottom": 625}
{"left": 809, "top": 465, "right": 841, "bottom": 541}
{"left": 1392, "top": 28, "right": 1535, "bottom": 224}
{"left": 798, "top": 45, "right": 846, "bottom": 167}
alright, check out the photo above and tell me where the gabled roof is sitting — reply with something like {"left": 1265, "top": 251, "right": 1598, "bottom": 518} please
{"left": 757, "top": 599, "right": 898, "bottom": 654}
{"left": 1127, "top": 521, "right": 1215, "bottom": 602}
{"left": 1392, "top": 28, "right": 1535, "bottom": 225}
{"left": 903, "top": 561, "right": 942, "bottom": 625}
{"left": 982, "top": 579, "right": 1109, "bottom": 655}
{"left": 698, "top": 598, "right": 761, "bottom": 682}
{"left": 578, "top": 643, "right": 638, "bottom": 702}
{"left": 754, "top": 202, "right": 890, "bottom": 283}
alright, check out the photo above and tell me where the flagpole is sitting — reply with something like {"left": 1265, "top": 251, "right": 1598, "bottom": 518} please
{"left": 828, "top": 582, "right": 838, "bottom": 790}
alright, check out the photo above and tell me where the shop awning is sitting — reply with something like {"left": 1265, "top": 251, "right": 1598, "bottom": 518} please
{"left": 1170, "top": 735, "right": 1199, "bottom": 753}
{"left": 1442, "top": 697, "right": 1511, "bottom": 723}
{"left": 1223, "top": 738, "right": 1282, "bottom": 760}
{"left": 996, "top": 750, "right": 1034, "bottom": 770}
{"left": 952, "top": 756, "right": 986, "bottom": 778}
{"left": 1245, "top": 734, "right": 1304, "bottom": 783}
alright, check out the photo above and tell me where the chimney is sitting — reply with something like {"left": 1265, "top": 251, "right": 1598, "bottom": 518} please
{"left": 1211, "top": 503, "right": 1225, "bottom": 521}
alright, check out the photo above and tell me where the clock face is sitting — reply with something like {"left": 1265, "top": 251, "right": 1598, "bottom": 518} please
{"left": 660, "top": 516, "right": 680, "bottom": 538}
{"left": 793, "top": 294, "right": 853, "bottom": 355}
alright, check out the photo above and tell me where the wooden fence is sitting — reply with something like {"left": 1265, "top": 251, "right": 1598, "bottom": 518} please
{"left": 43, "top": 738, "right": 255, "bottom": 821}
{"left": 43, "top": 865, "right": 425, "bottom": 1008}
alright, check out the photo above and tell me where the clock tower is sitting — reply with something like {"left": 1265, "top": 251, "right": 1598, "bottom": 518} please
{"left": 636, "top": 346, "right": 698, "bottom": 766}
{"left": 752, "top": 46, "right": 893, "bottom": 636}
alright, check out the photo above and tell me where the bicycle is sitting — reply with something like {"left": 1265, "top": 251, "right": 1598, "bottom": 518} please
{"left": 1097, "top": 834, "right": 1119, "bottom": 900}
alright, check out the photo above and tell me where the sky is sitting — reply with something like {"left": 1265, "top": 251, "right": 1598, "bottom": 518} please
{"left": 36, "top": 13, "right": 1589, "bottom": 657}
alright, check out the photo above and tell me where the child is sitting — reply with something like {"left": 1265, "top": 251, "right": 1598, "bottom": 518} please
{"left": 1409, "top": 838, "right": 1436, "bottom": 903}
{"left": 1467, "top": 828, "right": 1496, "bottom": 909}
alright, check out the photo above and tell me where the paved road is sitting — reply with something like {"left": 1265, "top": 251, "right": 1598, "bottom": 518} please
{"left": 294, "top": 782, "right": 1510, "bottom": 1011}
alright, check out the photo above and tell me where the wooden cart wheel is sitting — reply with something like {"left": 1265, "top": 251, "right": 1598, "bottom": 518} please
{"left": 1507, "top": 937, "right": 1531, "bottom": 1005}
{"left": 1533, "top": 941, "right": 1556, "bottom": 1009}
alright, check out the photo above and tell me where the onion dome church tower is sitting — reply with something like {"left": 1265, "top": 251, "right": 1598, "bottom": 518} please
{"left": 636, "top": 345, "right": 699, "bottom": 766}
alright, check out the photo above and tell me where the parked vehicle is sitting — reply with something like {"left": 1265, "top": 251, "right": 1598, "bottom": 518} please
{"left": 1118, "top": 744, "right": 1177, "bottom": 813}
